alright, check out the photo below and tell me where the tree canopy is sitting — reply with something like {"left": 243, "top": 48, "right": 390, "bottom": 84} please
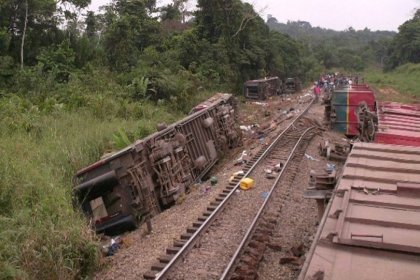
{"left": 386, "top": 9, "right": 420, "bottom": 70}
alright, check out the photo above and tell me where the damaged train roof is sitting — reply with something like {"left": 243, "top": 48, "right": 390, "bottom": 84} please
{"left": 300, "top": 142, "right": 420, "bottom": 280}
{"left": 375, "top": 101, "right": 420, "bottom": 147}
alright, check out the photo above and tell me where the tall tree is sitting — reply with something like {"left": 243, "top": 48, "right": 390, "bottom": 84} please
{"left": 0, "top": 0, "right": 90, "bottom": 67}
{"left": 386, "top": 9, "right": 420, "bottom": 69}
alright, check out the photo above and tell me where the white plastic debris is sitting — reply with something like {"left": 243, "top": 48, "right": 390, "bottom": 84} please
{"left": 305, "top": 153, "right": 319, "bottom": 161}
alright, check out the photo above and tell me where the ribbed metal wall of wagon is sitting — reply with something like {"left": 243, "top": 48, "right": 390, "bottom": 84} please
{"left": 375, "top": 101, "right": 420, "bottom": 147}
{"left": 299, "top": 142, "right": 420, "bottom": 280}
{"left": 73, "top": 93, "right": 242, "bottom": 235}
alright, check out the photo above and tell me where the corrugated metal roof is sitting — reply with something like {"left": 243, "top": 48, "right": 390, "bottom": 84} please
{"left": 300, "top": 142, "right": 420, "bottom": 280}
{"left": 375, "top": 102, "right": 420, "bottom": 147}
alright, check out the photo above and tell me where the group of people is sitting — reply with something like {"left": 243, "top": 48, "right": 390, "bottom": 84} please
{"left": 312, "top": 73, "right": 362, "bottom": 103}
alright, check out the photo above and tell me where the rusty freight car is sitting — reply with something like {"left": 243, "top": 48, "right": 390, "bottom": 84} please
{"left": 74, "top": 93, "right": 242, "bottom": 235}
{"left": 375, "top": 101, "right": 420, "bottom": 147}
{"left": 299, "top": 142, "right": 420, "bottom": 280}
{"left": 243, "top": 77, "right": 282, "bottom": 100}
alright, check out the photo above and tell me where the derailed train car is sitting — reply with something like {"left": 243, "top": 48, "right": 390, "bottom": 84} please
{"left": 243, "top": 77, "right": 282, "bottom": 100}
{"left": 74, "top": 93, "right": 242, "bottom": 234}
{"left": 300, "top": 142, "right": 420, "bottom": 280}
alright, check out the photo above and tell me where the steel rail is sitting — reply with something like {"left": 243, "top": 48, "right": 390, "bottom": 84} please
{"left": 154, "top": 98, "right": 314, "bottom": 280}
{"left": 219, "top": 126, "right": 316, "bottom": 280}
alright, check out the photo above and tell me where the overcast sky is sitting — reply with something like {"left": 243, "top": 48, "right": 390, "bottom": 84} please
{"left": 88, "top": 0, "right": 420, "bottom": 31}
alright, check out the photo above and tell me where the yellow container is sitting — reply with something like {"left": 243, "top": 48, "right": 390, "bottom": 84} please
{"left": 240, "top": 178, "right": 255, "bottom": 190}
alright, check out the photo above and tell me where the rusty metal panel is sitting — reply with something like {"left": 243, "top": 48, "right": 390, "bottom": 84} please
{"left": 301, "top": 142, "right": 420, "bottom": 280}
{"left": 375, "top": 101, "right": 420, "bottom": 147}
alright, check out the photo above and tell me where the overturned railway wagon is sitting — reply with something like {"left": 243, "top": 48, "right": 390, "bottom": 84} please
{"left": 243, "top": 76, "right": 282, "bottom": 100}
{"left": 300, "top": 142, "right": 420, "bottom": 280}
{"left": 330, "top": 84, "right": 376, "bottom": 136}
{"left": 74, "top": 93, "right": 242, "bottom": 234}
{"left": 284, "top": 77, "right": 302, "bottom": 93}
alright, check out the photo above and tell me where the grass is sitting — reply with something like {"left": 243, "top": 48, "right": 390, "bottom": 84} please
{"left": 363, "top": 63, "right": 420, "bottom": 102}
{"left": 0, "top": 87, "right": 214, "bottom": 278}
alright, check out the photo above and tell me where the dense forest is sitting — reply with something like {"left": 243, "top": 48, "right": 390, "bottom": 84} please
{"left": 267, "top": 18, "right": 395, "bottom": 71}
{"left": 267, "top": 10, "right": 420, "bottom": 71}
{"left": 0, "top": 0, "right": 419, "bottom": 278}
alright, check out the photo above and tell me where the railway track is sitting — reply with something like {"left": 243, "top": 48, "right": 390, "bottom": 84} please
{"left": 221, "top": 127, "right": 316, "bottom": 280}
{"left": 143, "top": 99, "right": 317, "bottom": 280}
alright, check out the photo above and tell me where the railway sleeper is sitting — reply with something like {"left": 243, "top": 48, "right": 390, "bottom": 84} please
{"left": 203, "top": 210, "right": 213, "bottom": 217}
{"left": 143, "top": 270, "right": 158, "bottom": 280}
{"left": 197, "top": 215, "right": 208, "bottom": 222}
{"left": 186, "top": 226, "right": 198, "bottom": 233}
{"left": 173, "top": 240, "right": 186, "bottom": 247}
{"left": 252, "top": 233, "right": 270, "bottom": 243}
{"left": 259, "top": 222, "right": 275, "bottom": 231}
{"left": 244, "top": 247, "right": 264, "bottom": 262}
{"left": 248, "top": 240, "right": 266, "bottom": 253}
{"left": 207, "top": 205, "right": 217, "bottom": 211}
{"left": 241, "top": 254, "right": 259, "bottom": 267}
{"left": 166, "top": 246, "right": 180, "bottom": 254}
{"left": 157, "top": 254, "right": 174, "bottom": 263}
{"left": 232, "top": 267, "right": 257, "bottom": 280}
{"left": 193, "top": 221, "right": 204, "bottom": 227}
{"left": 180, "top": 232, "right": 193, "bottom": 240}
{"left": 151, "top": 261, "right": 166, "bottom": 271}
{"left": 210, "top": 201, "right": 220, "bottom": 207}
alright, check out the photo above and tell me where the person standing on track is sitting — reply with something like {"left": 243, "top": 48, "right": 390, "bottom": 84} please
{"left": 314, "top": 83, "right": 321, "bottom": 103}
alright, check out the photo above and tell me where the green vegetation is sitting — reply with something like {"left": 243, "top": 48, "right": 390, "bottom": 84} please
{"left": 267, "top": 19, "right": 395, "bottom": 71}
{"left": 364, "top": 63, "right": 420, "bottom": 102}
{"left": 0, "top": 0, "right": 321, "bottom": 277}
{"left": 0, "top": 73, "right": 185, "bottom": 278}
{"left": 385, "top": 10, "right": 420, "bottom": 70}
{"left": 0, "top": 0, "right": 419, "bottom": 277}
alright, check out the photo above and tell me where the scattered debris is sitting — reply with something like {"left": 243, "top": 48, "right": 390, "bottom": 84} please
{"left": 240, "top": 178, "right": 255, "bottom": 190}
{"left": 210, "top": 176, "right": 218, "bottom": 186}
{"left": 305, "top": 153, "right": 319, "bottom": 161}
{"left": 308, "top": 168, "right": 337, "bottom": 190}
{"left": 235, "top": 150, "right": 249, "bottom": 165}
{"left": 274, "top": 162, "right": 284, "bottom": 172}
{"left": 253, "top": 102, "right": 269, "bottom": 106}
{"left": 319, "top": 139, "right": 350, "bottom": 161}
{"left": 261, "top": 192, "right": 269, "bottom": 199}
{"left": 265, "top": 173, "right": 276, "bottom": 179}
{"left": 101, "top": 237, "right": 122, "bottom": 257}
{"left": 201, "top": 185, "right": 212, "bottom": 195}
